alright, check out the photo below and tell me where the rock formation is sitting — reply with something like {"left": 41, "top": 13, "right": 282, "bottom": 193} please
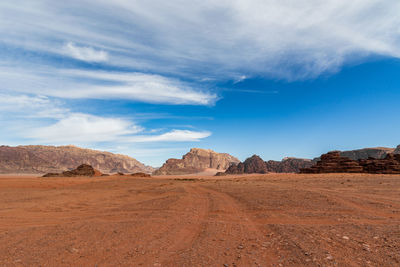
{"left": 43, "top": 164, "right": 102, "bottom": 177}
{"left": 265, "top": 157, "right": 313, "bottom": 173}
{"left": 225, "top": 155, "right": 268, "bottom": 174}
{"left": 358, "top": 154, "right": 400, "bottom": 174}
{"left": 129, "top": 172, "right": 151, "bottom": 178}
{"left": 301, "top": 151, "right": 400, "bottom": 174}
{"left": 339, "top": 147, "right": 396, "bottom": 160}
{"left": 300, "top": 152, "right": 363, "bottom": 173}
{"left": 395, "top": 145, "right": 400, "bottom": 154}
{"left": 153, "top": 148, "right": 240, "bottom": 175}
{"left": 0, "top": 145, "right": 153, "bottom": 174}
{"left": 225, "top": 155, "right": 313, "bottom": 174}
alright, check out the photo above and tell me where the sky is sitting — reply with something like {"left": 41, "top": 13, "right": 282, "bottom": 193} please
{"left": 1, "top": 0, "right": 400, "bottom": 166}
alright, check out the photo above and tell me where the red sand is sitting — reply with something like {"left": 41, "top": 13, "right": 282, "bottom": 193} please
{"left": 0, "top": 173, "right": 399, "bottom": 266}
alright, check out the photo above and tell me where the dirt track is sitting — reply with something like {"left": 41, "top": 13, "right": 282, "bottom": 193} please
{"left": 0, "top": 173, "right": 399, "bottom": 266}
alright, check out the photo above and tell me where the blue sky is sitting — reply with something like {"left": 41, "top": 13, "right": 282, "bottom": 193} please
{"left": 1, "top": 1, "right": 400, "bottom": 166}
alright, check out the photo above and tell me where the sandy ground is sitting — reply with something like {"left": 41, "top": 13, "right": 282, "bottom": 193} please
{"left": 0, "top": 173, "right": 399, "bottom": 266}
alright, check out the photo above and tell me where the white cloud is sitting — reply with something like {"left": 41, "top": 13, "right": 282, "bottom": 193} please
{"left": 127, "top": 130, "right": 212, "bottom": 142}
{"left": 62, "top": 42, "right": 108, "bottom": 62}
{"left": 0, "top": 94, "right": 68, "bottom": 119}
{"left": 28, "top": 113, "right": 143, "bottom": 143}
{"left": 0, "top": 67, "right": 217, "bottom": 105}
{"left": 24, "top": 113, "right": 211, "bottom": 144}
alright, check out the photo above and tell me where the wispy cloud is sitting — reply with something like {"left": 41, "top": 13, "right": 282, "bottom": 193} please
{"left": 27, "top": 113, "right": 142, "bottom": 143}
{"left": 1, "top": 1, "right": 399, "bottom": 80}
{"left": 0, "top": 67, "right": 217, "bottom": 105}
{"left": 26, "top": 113, "right": 211, "bottom": 144}
{"left": 62, "top": 42, "right": 108, "bottom": 62}
{"left": 0, "top": 94, "right": 68, "bottom": 119}
{"left": 126, "top": 130, "right": 211, "bottom": 143}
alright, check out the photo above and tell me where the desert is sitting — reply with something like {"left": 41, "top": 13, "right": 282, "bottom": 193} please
{"left": 2, "top": 1, "right": 400, "bottom": 266}
{"left": 0, "top": 172, "right": 399, "bottom": 266}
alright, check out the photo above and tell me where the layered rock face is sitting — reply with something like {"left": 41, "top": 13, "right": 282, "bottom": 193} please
{"left": 301, "top": 151, "right": 400, "bottom": 174}
{"left": 153, "top": 148, "right": 240, "bottom": 175}
{"left": 300, "top": 152, "right": 363, "bottom": 173}
{"left": 43, "top": 164, "right": 102, "bottom": 177}
{"left": 0, "top": 145, "right": 153, "bottom": 174}
{"left": 358, "top": 154, "right": 400, "bottom": 174}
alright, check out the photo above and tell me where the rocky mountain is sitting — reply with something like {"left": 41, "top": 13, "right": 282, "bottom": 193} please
{"left": 301, "top": 151, "right": 400, "bottom": 174}
{"left": 153, "top": 148, "right": 240, "bottom": 175}
{"left": 395, "top": 145, "right": 400, "bottom": 154}
{"left": 225, "top": 155, "right": 313, "bottom": 174}
{"left": 0, "top": 145, "right": 153, "bottom": 174}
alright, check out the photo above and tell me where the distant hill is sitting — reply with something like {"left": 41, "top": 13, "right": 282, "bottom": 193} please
{"left": 153, "top": 148, "right": 240, "bottom": 175}
{"left": 225, "top": 155, "right": 313, "bottom": 174}
{"left": 339, "top": 147, "right": 396, "bottom": 160}
{"left": 0, "top": 145, "right": 153, "bottom": 174}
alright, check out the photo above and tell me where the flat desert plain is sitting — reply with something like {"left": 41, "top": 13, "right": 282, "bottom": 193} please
{"left": 0, "top": 174, "right": 399, "bottom": 266}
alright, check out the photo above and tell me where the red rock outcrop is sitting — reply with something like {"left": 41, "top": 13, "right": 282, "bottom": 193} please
{"left": 225, "top": 155, "right": 313, "bottom": 174}
{"left": 301, "top": 151, "right": 400, "bottom": 174}
{"left": 0, "top": 145, "right": 153, "bottom": 174}
{"left": 265, "top": 157, "right": 313, "bottom": 173}
{"left": 43, "top": 164, "right": 102, "bottom": 177}
{"left": 300, "top": 152, "right": 363, "bottom": 173}
{"left": 129, "top": 172, "right": 151, "bottom": 178}
{"left": 153, "top": 148, "right": 240, "bottom": 175}
{"left": 225, "top": 155, "right": 268, "bottom": 174}
{"left": 358, "top": 154, "right": 400, "bottom": 174}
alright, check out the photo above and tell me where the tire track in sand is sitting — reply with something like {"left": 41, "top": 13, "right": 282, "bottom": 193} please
{"left": 163, "top": 184, "right": 277, "bottom": 266}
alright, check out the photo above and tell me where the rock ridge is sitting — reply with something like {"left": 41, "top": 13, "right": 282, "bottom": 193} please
{"left": 0, "top": 145, "right": 153, "bottom": 174}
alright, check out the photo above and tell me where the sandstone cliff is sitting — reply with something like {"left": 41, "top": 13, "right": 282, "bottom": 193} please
{"left": 0, "top": 145, "right": 153, "bottom": 174}
{"left": 153, "top": 148, "right": 240, "bottom": 175}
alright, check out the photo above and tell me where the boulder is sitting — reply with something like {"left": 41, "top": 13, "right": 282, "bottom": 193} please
{"left": 129, "top": 172, "right": 151, "bottom": 178}
{"left": 43, "top": 164, "right": 102, "bottom": 177}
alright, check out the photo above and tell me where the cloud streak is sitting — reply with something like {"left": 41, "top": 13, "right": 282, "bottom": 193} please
{"left": 0, "top": 67, "right": 217, "bottom": 105}
{"left": 26, "top": 113, "right": 211, "bottom": 144}
{"left": 62, "top": 42, "right": 109, "bottom": 62}
{"left": 1, "top": 0, "right": 400, "bottom": 80}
